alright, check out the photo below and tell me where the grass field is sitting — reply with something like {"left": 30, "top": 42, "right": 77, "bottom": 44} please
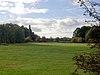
{"left": 0, "top": 43, "right": 90, "bottom": 75}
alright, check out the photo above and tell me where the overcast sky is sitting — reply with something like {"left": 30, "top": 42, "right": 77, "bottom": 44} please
{"left": 0, "top": 0, "right": 99, "bottom": 38}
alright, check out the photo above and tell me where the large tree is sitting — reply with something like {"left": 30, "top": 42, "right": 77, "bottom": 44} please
{"left": 72, "top": 0, "right": 100, "bottom": 75}
{"left": 0, "top": 23, "right": 35, "bottom": 44}
{"left": 72, "top": 26, "right": 91, "bottom": 43}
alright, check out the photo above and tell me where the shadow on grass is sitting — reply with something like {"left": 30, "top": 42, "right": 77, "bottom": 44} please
{"left": 11, "top": 42, "right": 53, "bottom": 47}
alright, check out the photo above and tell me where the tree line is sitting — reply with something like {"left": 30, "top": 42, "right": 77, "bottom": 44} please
{"left": 35, "top": 36, "right": 71, "bottom": 42}
{"left": 0, "top": 23, "right": 35, "bottom": 44}
{"left": 0, "top": 23, "right": 71, "bottom": 44}
{"left": 72, "top": 26, "right": 100, "bottom": 43}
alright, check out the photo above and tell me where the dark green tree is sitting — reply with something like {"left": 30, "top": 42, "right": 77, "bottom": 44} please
{"left": 72, "top": 26, "right": 91, "bottom": 43}
{"left": 29, "top": 25, "right": 33, "bottom": 40}
{"left": 73, "top": 28, "right": 81, "bottom": 37}
{"left": 0, "top": 23, "right": 32, "bottom": 44}
{"left": 79, "top": 26, "right": 91, "bottom": 38}
{"left": 41, "top": 36, "right": 47, "bottom": 42}
{"left": 54, "top": 37, "right": 60, "bottom": 42}
{"left": 72, "top": 0, "right": 100, "bottom": 75}
{"left": 15, "top": 26, "right": 25, "bottom": 43}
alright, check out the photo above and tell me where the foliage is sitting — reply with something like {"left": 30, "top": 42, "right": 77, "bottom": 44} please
{"left": 40, "top": 36, "right": 47, "bottom": 42}
{"left": 0, "top": 23, "right": 35, "bottom": 44}
{"left": 72, "top": 50, "right": 100, "bottom": 75}
{"left": 73, "top": 26, "right": 91, "bottom": 38}
{"left": 0, "top": 23, "right": 24, "bottom": 43}
{"left": 72, "top": 37, "right": 85, "bottom": 43}
{"left": 73, "top": 28, "right": 81, "bottom": 37}
{"left": 85, "top": 26, "right": 100, "bottom": 43}
{"left": 72, "top": 0, "right": 100, "bottom": 75}
{"left": 72, "top": 26, "right": 91, "bottom": 43}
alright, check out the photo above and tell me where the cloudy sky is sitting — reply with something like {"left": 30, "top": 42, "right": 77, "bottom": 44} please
{"left": 0, "top": 0, "right": 99, "bottom": 38}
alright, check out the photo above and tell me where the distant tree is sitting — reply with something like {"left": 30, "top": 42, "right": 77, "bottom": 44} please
{"left": 54, "top": 37, "right": 60, "bottom": 42}
{"left": 49, "top": 37, "right": 54, "bottom": 42}
{"left": 29, "top": 25, "right": 33, "bottom": 39}
{"left": 15, "top": 27, "right": 25, "bottom": 43}
{"left": 31, "top": 32, "right": 35, "bottom": 41}
{"left": 72, "top": 26, "right": 91, "bottom": 43}
{"left": 0, "top": 23, "right": 35, "bottom": 44}
{"left": 23, "top": 27, "right": 30, "bottom": 38}
{"left": 40, "top": 36, "right": 47, "bottom": 42}
{"left": 35, "top": 35, "right": 41, "bottom": 42}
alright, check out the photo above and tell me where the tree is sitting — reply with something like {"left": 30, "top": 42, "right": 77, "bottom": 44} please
{"left": 15, "top": 27, "right": 25, "bottom": 43}
{"left": 40, "top": 36, "right": 47, "bottom": 42}
{"left": 0, "top": 23, "right": 35, "bottom": 44}
{"left": 49, "top": 37, "right": 54, "bottom": 42}
{"left": 85, "top": 26, "right": 100, "bottom": 43}
{"left": 54, "top": 37, "right": 60, "bottom": 42}
{"left": 23, "top": 27, "right": 30, "bottom": 38}
{"left": 79, "top": 26, "right": 91, "bottom": 38}
{"left": 72, "top": 26, "right": 91, "bottom": 43}
{"left": 29, "top": 25, "right": 33, "bottom": 40}
{"left": 35, "top": 35, "right": 41, "bottom": 42}
{"left": 72, "top": 0, "right": 100, "bottom": 75}
{"left": 73, "top": 28, "right": 81, "bottom": 37}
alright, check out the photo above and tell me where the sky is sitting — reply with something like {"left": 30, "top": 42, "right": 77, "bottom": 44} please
{"left": 0, "top": 0, "right": 99, "bottom": 38}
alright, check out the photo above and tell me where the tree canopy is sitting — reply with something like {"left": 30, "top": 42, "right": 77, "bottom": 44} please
{"left": 72, "top": 0, "right": 100, "bottom": 75}
{"left": 0, "top": 23, "right": 34, "bottom": 44}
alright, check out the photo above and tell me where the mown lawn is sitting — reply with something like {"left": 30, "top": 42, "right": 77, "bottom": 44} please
{"left": 0, "top": 43, "right": 90, "bottom": 75}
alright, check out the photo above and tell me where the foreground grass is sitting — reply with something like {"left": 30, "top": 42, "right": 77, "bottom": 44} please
{"left": 0, "top": 43, "right": 90, "bottom": 75}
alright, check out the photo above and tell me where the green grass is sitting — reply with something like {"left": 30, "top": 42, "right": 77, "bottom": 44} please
{"left": 0, "top": 43, "right": 90, "bottom": 75}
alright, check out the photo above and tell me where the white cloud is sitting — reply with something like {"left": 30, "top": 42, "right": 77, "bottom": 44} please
{"left": 7, "top": 3, "right": 48, "bottom": 14}
{"left": 32, "top": 27, "right": 42, "bottom": 32}
{"left": 0, "top": 17, "right": 88, "bottom": 38}
{"left": 0, "top": 7, "right": 9, "bottom": 10}
{"left": 0, "top": 1, "right": 9, "bottom": 6}
{"left": 0, "top": 11, "right": 6, "bottom": 14}
{"left": 0, "top": 0, "right": 47, "bottom": 3}
{"left": 14, "top": 17, "right": 57, "bottom": 26}
{"left": 58, "top": 18, "right": 78, "bottom": 26}
{"left": 0, "top": 0, "right": 48, "bottom": 14}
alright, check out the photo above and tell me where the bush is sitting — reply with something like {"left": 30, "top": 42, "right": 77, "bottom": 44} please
{"left": 72, "top": 49, "right": 100, "bottom": 75}
{"left": 72, "top": 37, "right": 85, "bottom": 43}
